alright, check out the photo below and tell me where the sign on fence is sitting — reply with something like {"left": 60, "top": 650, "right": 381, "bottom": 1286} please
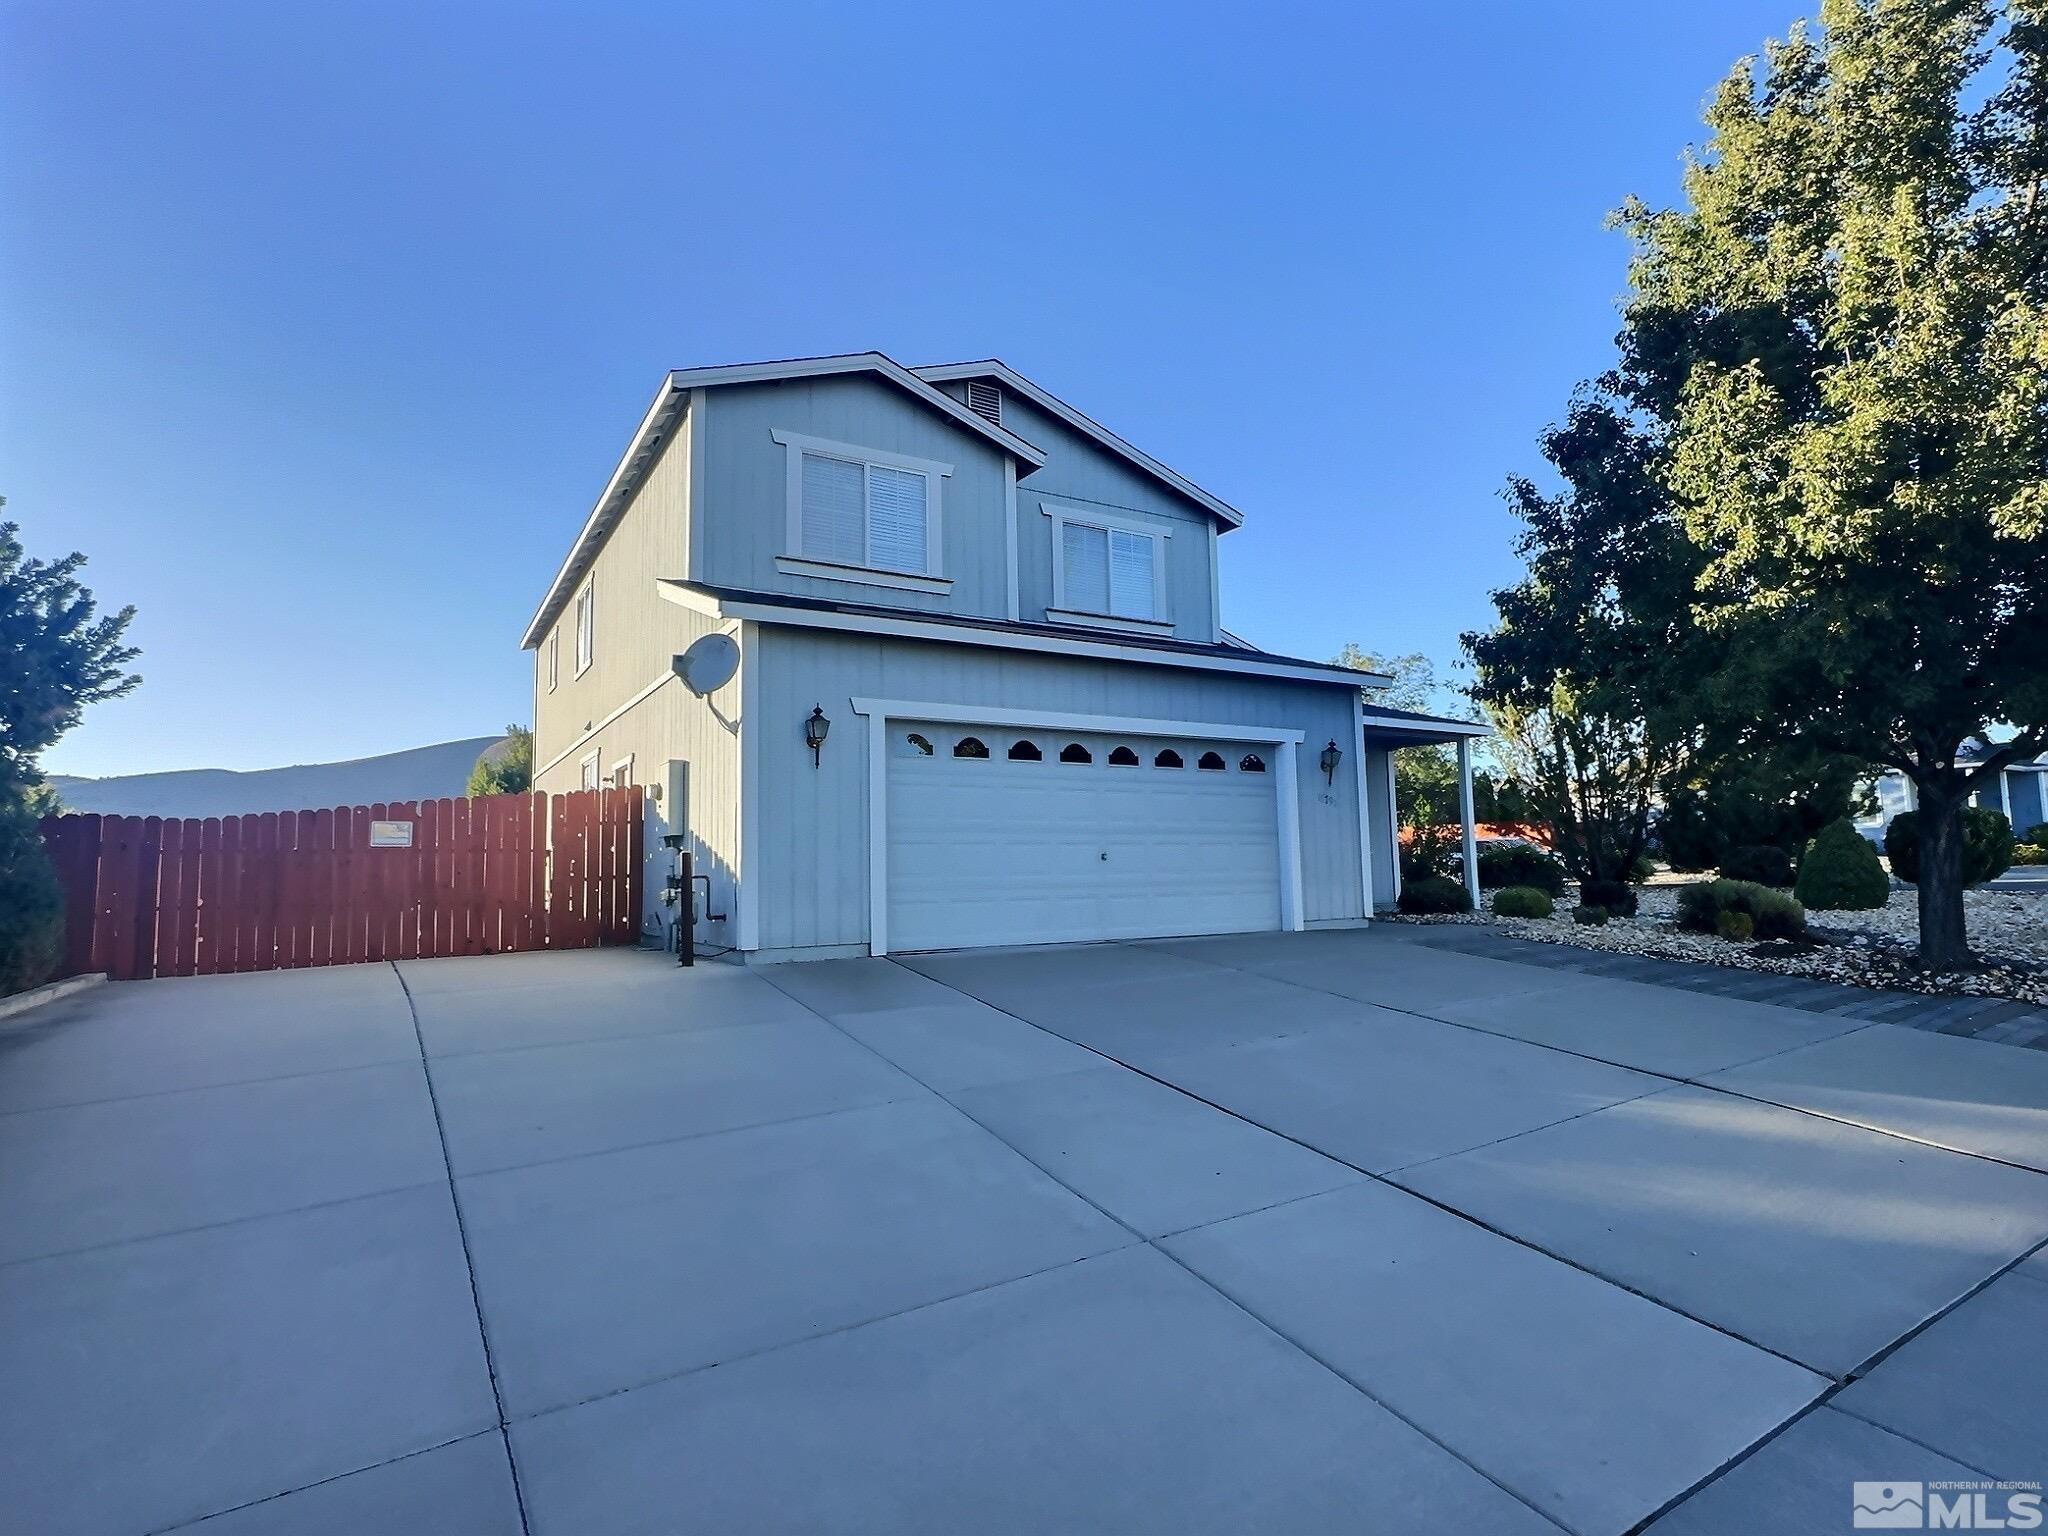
{"left": 39, "top": 787, "right": 642, "bottom": 981}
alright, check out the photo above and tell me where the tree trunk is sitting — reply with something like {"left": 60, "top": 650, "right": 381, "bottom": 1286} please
{"left": 1914, "top": 790, "right": 1972, "bottom": 969}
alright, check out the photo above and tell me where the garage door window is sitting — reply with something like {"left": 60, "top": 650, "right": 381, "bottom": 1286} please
{"left": 953, "top": 736, "right": 990, "bottom": 759}
{"left": 1007, "top": 739, "right": 1043, "bottom": 761}
{"left": 1059, "top": 742, "right": 1093, "bottom": 764}
{"left": 1239, "top": 753, "right": 1267, "bottom": 773}
{"left": 1197, "top": 751, "right": 1227, "bottom": 771}
{"left": 1108, "top": 746, "right": 1140, "bottom": 766}
{"left": 1154, "top": 748, "right": 1184, "bottom": 769}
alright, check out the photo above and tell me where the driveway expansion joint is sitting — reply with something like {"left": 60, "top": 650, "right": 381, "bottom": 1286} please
{"left": 391, "top": 963, "right": 536, "bottom": 1536}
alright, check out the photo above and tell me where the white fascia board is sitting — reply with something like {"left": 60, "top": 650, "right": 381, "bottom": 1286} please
{"left": 1359, "top": 709, "right": 1491, "bottom": 740}
{"left": 657, "top": 583, "right": 1384, "bottom": 690}
{"left": 913, "top": 360, "right": 1245, "bottom": 529}
{"left": 848, "top": 698, "right": 1305, "bottom": 745}
{"left": 521, "top": 378, "right": 688, "bottom": 650}
{"left": 669, "top": 353, "right": 1047, "bottom": 468}
{"left": 656, "top": 580, "right": 726, "bottom": 619}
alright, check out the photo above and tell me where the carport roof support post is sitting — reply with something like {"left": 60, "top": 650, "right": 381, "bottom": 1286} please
{"left": 1458, "top": 738, "right": 1479, "bottom": 911}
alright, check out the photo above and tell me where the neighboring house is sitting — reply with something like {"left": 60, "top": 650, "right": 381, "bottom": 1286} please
{"left": 524, "top": 353, "right": 1484, "bottom": 962}
{"left": 1858, "top": 744, "right": 2048, "bottom": 844}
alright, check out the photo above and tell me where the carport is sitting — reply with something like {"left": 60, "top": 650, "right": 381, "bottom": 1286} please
{"left": 1358, "top": 701, "right": 1495, "bottom": 908}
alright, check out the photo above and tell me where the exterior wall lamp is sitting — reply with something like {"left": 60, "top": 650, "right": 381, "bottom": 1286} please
{"left": 804, "top": 705, "right": 830, "bottom": 767}
{"left": 1320, "top": 739, "right": 1342, "bottom": 784}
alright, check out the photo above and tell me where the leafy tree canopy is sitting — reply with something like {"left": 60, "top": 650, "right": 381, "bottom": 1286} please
{"left": 1464, "top": 402, "right": 1698, "bottom": 882}
{"left": 1613, "top": 0, "right": 2048, "bottom": 963}
{"left": 467, "top": 724, "right": 534, "bottom": 797}
{"left": 0, "top": 514, "right": 139, "bottom": 796}
{"left": 0, "top": 512, "right": 138, "bottom": 994}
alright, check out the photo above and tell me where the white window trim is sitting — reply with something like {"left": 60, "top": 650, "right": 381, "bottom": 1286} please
{"left": 772, "top": 429, "right": 951, "bottom": 581}
{"left": 1041, "top": 502, "right": 1170, "bottom": 626}
{"left": 546, "top": 629, "right": 559, "bottom": 692}
{"left": 848, "top": 697, "right": 1305, "bottom": 956}
{"left": 1043, "top": 606, "right": 1174, "bottom": 637}
{"left": 773, "top": 555, "right": 952, "bottom": 594}
{"left": 607, "top": 753, "right": 634, "bottom": 789}
{"left": 578, "top": 749, "right": 602, "bottom": 791}
{"left": 573, "top": 579, "right": 595, "bottom": 678}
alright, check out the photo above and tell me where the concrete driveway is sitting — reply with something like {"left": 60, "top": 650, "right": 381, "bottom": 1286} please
{"left": 5, "top": 928, "right": 2048, "bottom": 1534}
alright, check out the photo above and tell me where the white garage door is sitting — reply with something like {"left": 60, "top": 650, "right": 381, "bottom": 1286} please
{"left": 885, "top": 722, "right": 1285, "bottom": 952}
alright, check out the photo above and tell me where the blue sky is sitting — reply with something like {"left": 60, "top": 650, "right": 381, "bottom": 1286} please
{"left": 6, "top": 0, "right": 1804, "bottom": 778}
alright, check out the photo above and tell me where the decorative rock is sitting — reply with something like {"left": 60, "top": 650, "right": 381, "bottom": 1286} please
{"left": 1387, "top": 884, "right": 2047, "bottom": 1005}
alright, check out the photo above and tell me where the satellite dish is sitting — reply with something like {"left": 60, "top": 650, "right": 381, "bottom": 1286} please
{"left": 674, "top": 633, "right": 740, "bottom": 696}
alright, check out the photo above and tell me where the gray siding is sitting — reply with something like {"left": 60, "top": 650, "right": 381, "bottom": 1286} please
{"left": 749, "top": 627, "right": 1369, "bottom": 954}
{"left": 530, "top": 410, "right": 742, "bottom": 951}
{"left": 694, "top": 376, "right": 1013, "bottom": 616}
{"left": 937, "top": 383, "right": 1222, "bottom": 642}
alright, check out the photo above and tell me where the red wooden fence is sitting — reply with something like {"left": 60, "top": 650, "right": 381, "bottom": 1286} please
{"left": 40, "top": 787, "right": 642, "bottom": 981}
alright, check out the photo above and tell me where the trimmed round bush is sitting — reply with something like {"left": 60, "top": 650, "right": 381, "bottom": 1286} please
{"left": 1677, "top": 879, "right": 1806, "bottom": 941}
{"left": 1397, "top": 875, "right": 1472, "bottom": 915}
{"left": 1720, "top": 843, "right": 1794, "bottom": 887}
{"left": 1577, "top": 878, "right": 1639, "bottom": 917}
{"left": 1793, "top": 819, "right": 1890, "bottom": 911}
{"left": 1715, "top": 910, "right": 1755, "bottom": 942}
{"left": 1477, "top": 843, "right": 1566, "bottom": 895}
{"left": 1884, "top": 808, "right": 2016, "bottom": 887}
{"left": 1571, "top": 904, "right": 1610, "bottom": 926}
{"left": 1492, "top": 885, "right": 1555, "bottom": 919}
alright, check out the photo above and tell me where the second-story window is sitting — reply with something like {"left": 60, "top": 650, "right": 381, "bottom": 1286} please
{"left": 546, "top": 629, "right": 559, "bottom": 692}
{"left": 1045, "top": 505, "right": 1168, "bottom": 624}
{"left": 800, "top": 450, "right": 930, "bottom": 573}
{"left": 772, "top": 431, "right": 953, "bottom": 586}
{"left": 574, "top": 579, "right": 596, "bottom": 675}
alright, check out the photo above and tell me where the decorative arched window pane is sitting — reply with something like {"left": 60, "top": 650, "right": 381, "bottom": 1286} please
{"left": 1007, "top": 739, "right": 1042, "bottom": 761}
{"left": 1059, "top": 742, "right": 1093, "bottom": 764}
{"left": 1239, "top": 753, "right": 1267, "bottom": 773}
{"left": 953, "top": 736, "right": 990, "bottom": 759}
{"left": 1108, "top": 746, "right": 1140, "bottom": 766}
{"left": 906, "top": 732, "right": 934, "bottom": 756}
{"left": 1154, "top": 748, "right": 1184, "bottom": 769}
{"left": 1197, "top": 751, "right": 1227, "bottom": 771}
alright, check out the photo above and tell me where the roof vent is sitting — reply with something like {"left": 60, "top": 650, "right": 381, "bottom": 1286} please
{"left": 965, "top": 380, "right": 1002, "bottom": 426}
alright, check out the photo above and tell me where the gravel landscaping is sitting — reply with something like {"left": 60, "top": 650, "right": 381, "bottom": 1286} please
{"left": 1395, "top": 882, "right": 2048, "bottom": 1006}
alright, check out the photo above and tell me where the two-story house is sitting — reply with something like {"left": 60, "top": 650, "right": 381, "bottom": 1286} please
{"left": 523, "top": 353, "right": 1486, "bottom": 963}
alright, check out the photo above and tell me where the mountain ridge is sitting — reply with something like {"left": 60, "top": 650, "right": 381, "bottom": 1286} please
{"left": 49, "top": 735, "right": 510, "bottom": 819}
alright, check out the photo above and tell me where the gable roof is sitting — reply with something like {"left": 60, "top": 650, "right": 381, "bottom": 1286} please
{"left": 913, "top": 359, "right": 1245, "bottom": 529}
{"left": 671, "top": 353, "right": 1047, "bottom": 467}
{"left": 520, "top": 353, "right": 1048, "bottom": 650}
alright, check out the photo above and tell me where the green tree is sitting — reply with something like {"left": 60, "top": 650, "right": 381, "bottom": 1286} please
{"left": 1336, "top": 649, "right": 1463, "bottom": 876}
{"left": 1614, "top": 0, "right": 2048, "bottom": 966}
{"left": 0, "top": 514, "right": 139, "bottom": 992}
{"left": 1464, "top": 401, "right": 1700, "bottom": 883}
{"left": 0, "top": 516, "right": 139, "bottom": 792}
{"left": 467, "top": 725, "right": 534, "bottom": 797}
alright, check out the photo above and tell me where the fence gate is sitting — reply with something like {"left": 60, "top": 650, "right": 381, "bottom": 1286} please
{"left": 40, "top": 787, "right": 642, "bottom": 982}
